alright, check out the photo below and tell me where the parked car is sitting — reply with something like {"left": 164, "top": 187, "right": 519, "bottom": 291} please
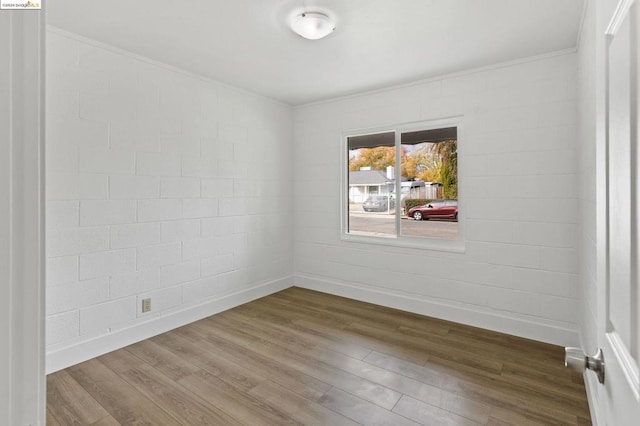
{"left": 363, "top": 195, "right": 395, "bottom": 212}
{"left": 407, "top": 199, "right": 458, "bottom": 220}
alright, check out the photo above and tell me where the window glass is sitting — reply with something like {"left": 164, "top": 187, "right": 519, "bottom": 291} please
{"left": 347, "top": 132, "right": 396, "bottom": 237}
{"left": 345, "top": 124, "right": 459, "bottom": 244}
{"left": 400, "top": 128, "right": 458, "bottom": 240}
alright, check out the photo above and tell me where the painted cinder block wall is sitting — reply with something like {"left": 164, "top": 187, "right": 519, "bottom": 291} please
{"left": 45, "top": 27, "right": 583, "bottom": 371}
{"left": 293, "top": 52, "right": 580, "bottom": 346}
{"left": 45, "top": 29, "right": 294, "bottom": 372}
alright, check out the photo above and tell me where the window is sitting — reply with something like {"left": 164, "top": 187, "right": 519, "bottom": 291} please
{"left": 343, "top": 119, "right": 462, "bottom": 250}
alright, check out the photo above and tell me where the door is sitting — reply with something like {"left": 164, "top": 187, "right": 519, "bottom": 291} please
{"left": 601, "top": 0, "right": 640, "bottom": 423}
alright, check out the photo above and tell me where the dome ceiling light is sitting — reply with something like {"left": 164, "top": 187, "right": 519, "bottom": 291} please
{"left": 290, "top": 12, "right": 335, "bottom": 40}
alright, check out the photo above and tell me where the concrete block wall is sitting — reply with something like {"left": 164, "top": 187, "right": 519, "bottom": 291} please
{"left": 45, "top": 29, "right": 293, "bottom": 371}
{"left": 45, "top": 27, "right": 582, "bottom": 370}
{"left": 293, "top": 52, "right": 580, "bottom": 346}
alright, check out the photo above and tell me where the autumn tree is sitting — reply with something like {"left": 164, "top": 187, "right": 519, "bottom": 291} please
{"left": 403, "top": 146, "right": 443, "bottom": 182}
{"left": 349, "top": 146, "right": 407, "bottom": 172}
{"left": 349, "top": 140, "right": 457, "bottom": 199}
{"left": 431, "top": 140, "right": 457, "bottom": 199}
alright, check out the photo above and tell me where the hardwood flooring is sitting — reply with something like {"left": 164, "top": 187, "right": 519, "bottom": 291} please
{"left": 46, "top": 287, "right": 592, "bottom": 425}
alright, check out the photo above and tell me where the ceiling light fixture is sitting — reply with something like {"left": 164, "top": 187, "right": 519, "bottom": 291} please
{"left": 291, "top": 12, "right": 335, "bottom": 40}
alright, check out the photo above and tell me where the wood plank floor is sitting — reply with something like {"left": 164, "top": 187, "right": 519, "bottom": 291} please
{"left": 47, "top": 287, "right": 592, "bottom": 425}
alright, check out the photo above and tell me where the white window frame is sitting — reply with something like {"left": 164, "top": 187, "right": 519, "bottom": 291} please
{"left": 341, "top": 116, "right": 465, "bottom": 253}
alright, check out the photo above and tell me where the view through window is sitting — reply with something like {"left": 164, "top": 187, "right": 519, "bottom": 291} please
{"left": 347, "top": 126, "right": 458, "bottom": 241}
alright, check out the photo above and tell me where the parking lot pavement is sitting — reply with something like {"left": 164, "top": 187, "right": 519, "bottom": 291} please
{"left": 348, "top": 211, "right": 458, "bottom": 240}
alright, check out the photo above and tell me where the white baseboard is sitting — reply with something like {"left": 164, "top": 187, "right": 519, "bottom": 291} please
{"left": 295, "top": 273, "right": 580, "bottom": 347}
{"left": 46, "top": 276, "right": 293, "bottom": 374}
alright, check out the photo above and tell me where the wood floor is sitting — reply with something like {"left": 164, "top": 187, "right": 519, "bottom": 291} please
{"left": 47, "top": 287, "right": 592, "bottom": 425}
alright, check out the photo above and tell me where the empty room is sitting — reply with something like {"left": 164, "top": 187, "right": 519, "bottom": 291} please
{"left": 1, "top": 0, "right": 639, "bottom": 424}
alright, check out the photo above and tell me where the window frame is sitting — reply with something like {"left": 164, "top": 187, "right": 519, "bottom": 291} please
{"left": 341, "top": 117, "right": 465, "bottom": 252}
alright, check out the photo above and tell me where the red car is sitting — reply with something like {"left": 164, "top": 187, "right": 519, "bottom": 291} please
{"left": 407, "top": 199, "right": 458, "bottom": 221}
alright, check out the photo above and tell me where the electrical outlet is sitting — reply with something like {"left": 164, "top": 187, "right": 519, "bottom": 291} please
{"left": 141, "top": 298, "right": 151, "bottom": 313}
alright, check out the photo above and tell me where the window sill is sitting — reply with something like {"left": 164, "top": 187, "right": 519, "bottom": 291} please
{"left": 341, "top": 232, "right": 466, "bottom": 253}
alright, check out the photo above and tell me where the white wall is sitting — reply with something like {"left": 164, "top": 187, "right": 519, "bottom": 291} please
{"left": 45, "top": 29, "right": 293, "bottom": 372}
{"left": 293, "top": 52, "right": 581, "bottom": 346}
{"left": 44, "top": 26, "right": 583, "bottom": 373}
{"left": 0, "top": 14, "right": 11, "bottom": 421}
{"left": 1, "top": 12, "right": 46, "bottom": 426}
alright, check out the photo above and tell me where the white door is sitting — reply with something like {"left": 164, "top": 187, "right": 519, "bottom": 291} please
{"left": 600, "top": 0, "right": 640, "bottom": 423}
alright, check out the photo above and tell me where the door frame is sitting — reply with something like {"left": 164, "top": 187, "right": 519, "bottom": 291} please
{"left": 0, "top": 9, "right": 46, "bottom": 426}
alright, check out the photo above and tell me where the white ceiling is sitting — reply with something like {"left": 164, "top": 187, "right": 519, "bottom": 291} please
{"left": 48, "top": 0, "right": 586, "bottom": 105}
